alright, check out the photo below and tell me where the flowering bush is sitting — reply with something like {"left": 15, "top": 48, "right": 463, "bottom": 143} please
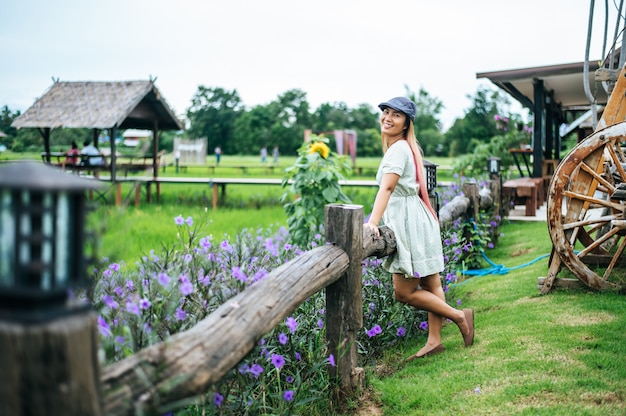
{"left": 90, "top": 212, "right": 439, "bottom": 414}
{"left": 437, "top": 175, "right": 502, "bottom": 274}
{"left": 281, "top": 135, "right": 352, "bottom": 248}
{"left": 88, "top": 174, "right": 499, "bottom": 414}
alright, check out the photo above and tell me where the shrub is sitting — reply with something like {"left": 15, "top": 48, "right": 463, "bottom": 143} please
{"left": 281, "top": 135, "right": 352, "bottom": 248}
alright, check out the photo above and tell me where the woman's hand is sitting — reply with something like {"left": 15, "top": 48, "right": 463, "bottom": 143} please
{"left": 365, "top": 222, "right": 380, "bottom": 239}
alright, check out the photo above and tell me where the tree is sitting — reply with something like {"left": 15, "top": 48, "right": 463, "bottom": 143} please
{"left": 403, "top": 86, "right": 445, "bottom": 157}
{"left": 444, "top": 86, "right": 513, "bottom": 156}
{"left": 186, "top": 87, "right": 243, "bottom": 155}
{"left": 0, "top": 106, "right": 19, "bottom": 138}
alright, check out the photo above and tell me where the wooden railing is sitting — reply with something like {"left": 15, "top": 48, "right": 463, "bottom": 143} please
{"left": 1, "top": 181, "right": 500, "bottom": 415}
{"left": 99, "top": 205, "right": 395, "bottom": 415}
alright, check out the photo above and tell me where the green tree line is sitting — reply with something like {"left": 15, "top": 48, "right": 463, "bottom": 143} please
{"left": 1, "top": 84, "right": 529, "bottom": 161}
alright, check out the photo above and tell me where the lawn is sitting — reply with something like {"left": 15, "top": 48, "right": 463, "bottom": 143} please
{"left": 363, "top": 220, "right": 626, "bottom": 416}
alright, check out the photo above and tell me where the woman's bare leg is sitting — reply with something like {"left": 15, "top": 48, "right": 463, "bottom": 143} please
{"left": 393, "top": 273, "right": 470, "bottom": 356}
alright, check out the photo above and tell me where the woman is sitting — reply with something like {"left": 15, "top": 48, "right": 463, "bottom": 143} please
{"left": 62, "top": 141, "right": 80, "bottom": 170}
{"left": 365, "top": 96, "right": 474, "bottom": 361}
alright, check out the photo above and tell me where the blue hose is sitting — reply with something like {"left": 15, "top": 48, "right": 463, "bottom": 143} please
{"left": 451, "top": 218, "right": 551, "bottom": 286}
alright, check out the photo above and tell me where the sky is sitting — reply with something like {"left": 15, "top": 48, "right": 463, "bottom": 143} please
{"left": 1, "top": 0, "right": 623, "bottom": 130}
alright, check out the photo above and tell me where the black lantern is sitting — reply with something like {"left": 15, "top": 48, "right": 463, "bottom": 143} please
{"left": 0, "top": 161, "right": 103, "bottom": 322}
{"left": 423, "top": 159, "right": 438, "bottom": 193}
{"left": 487, "top": 157, "right": 501, "bottom": 177}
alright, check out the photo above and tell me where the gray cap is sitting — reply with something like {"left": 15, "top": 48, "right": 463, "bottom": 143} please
{"left": 378, "top": 97, "right": 416, "bottom": 121}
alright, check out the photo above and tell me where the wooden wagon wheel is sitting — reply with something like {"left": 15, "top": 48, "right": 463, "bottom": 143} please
{"left": 547, "top": 121, "right": 626, "bottom": 291}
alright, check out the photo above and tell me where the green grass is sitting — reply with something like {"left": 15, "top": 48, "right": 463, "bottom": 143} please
{"left": 96, "top": 209, "right": 626, "bottom": 415}
{"left": 364, "top": 220, "right": 626, "bottom": 416}
{"left": 96, "top": 204, "right": 289, "bottom": 266}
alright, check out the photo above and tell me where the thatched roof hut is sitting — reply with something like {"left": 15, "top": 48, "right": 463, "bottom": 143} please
{"left": 12, "top": 80, "right": 183, "bottom": 180}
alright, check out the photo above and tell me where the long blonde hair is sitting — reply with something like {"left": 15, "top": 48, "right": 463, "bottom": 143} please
{"left": 383, "top": 118, "right": 438, "bottom": 219}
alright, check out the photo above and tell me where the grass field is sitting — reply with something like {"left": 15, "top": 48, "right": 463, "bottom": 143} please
{"left": 363, "top": 220, "right": 626, "bottom": 416}
{"left": 6, "top": 152, "right": 625, "bottom": 414}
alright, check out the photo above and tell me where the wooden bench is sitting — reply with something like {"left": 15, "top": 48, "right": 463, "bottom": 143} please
{"left": 42, "top": 151, "right": 165, "bottom": 177}
{"left": 502, "top": 177, "right": 545, "bottom": 216}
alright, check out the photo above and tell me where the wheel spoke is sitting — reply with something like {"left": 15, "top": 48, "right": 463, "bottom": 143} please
{"left": 603, "top": 236, "right": 626, "bottom": 280}
{"left": 563, "top": 190, "right": 625, "bottom": 211}
{"left": 577, "top": 227, "right": 620, "bottom": 258}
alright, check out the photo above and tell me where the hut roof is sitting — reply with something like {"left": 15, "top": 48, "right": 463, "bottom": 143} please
{"left": 11, "top": 80, "right": 183, "bottom": 131}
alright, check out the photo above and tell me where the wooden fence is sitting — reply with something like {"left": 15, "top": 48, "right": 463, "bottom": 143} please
{"left": 0, "top": 181, "right": 499, "bottom": 415}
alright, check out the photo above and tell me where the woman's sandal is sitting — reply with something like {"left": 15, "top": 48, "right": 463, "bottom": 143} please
{"left": 405, "top": 344, "right": 445, "bottom": 362}
{"left": 462, "top": 308, "right": 475, "bottom": 347}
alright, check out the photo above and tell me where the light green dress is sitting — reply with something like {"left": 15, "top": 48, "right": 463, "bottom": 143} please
{"left": 376, "top": 140, "right": 444, "bottom": 278}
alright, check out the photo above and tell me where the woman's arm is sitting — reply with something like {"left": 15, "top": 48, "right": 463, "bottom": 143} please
{"left": 365, "top": 172, "right": 399, "bottom": 237}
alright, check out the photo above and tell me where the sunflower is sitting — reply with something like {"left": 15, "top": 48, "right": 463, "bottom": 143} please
{"left": 308, "top": 142, "right": 330, "bottom": 159}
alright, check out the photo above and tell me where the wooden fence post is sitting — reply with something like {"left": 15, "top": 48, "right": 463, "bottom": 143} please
{"left": 324, "top": 204, "right": 365, "bottom": 395}
{"left": 463, "top": 182, "right": 480, "bottom": 220}
{"left": 0, "top": 310, "right": 102, "bottom": 415}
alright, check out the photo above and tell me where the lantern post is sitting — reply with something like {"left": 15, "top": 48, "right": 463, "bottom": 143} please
{"left": 0, "top": 161, "right": 104, "bottom": 415}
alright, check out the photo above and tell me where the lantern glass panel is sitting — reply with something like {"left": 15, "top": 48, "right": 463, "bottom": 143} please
{"left": 0, "top": 189, "right": 15, "bottom": 286}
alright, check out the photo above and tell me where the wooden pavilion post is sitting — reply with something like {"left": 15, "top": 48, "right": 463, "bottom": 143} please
{"left": 152, "top": 120, "right": 161, "bottom": 201}
{"left": 324, "top": 204, "right": 365, "bottom": 395}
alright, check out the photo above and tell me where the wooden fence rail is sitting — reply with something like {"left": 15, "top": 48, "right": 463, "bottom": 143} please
{"left": 100, "top": 205, "right": 396, "bottom": 416}
{"left": 1, "top": 180, "right": 500, "bottom": 416}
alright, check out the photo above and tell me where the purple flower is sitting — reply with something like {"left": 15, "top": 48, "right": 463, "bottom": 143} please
{"left": 200, "top": 237, "right": 212, "bottom": 250}
{"left": 283, "top": 390, "right": 295, "bottom": 402}
{"left": 183, "top": 253, "right": 193, "bottom": 263}
{"left": 97, "top": 316, "right": 112, "bottom": 337}
{"left": 126, "top": 302, "right": 140, "bottom": 316}
{"left": 327, "top": 353, "right": 336, "bottom": 367}
{"left": 186, "top": 216, "right": 193, "bottom": 226}
{"left": 286, "top": 375, "right": 295, "bottom": 383}
{"left": 366, "top": 324, "right": 382, "bottom": 338}
{"left": 231, "top": 266, "right": 248, "bottom": 282}
{"left": 396, "top": 327, "right": 406, "bottom": 337}
{"left": 102, "top": 295, "right": 119, "bottom": 309}
{"left": 285, "top": 316, "right": 298, "bottom": 333}
{"left": 174, "top": 215, "right": 184, "bottom": 225}
{"left": 317, "top": 319, "right": 324, "bottom": 329}
{"left": 249, "top": 363, "right": 263, "bottom": 378}
{"left": 278, "top": 332, "right": 288, "bottom": 345}
{"left": 158, "top": 272, "right": 171, "bottom": 287}
{"left": 220, "top": 240, "right": 233, "bottom": 253}
{"left": 457, "top": 299, "right": 462, "bottom": 306}
{"left": 109, "top": 263, "right": 121, "bottom": 272}
{"left": 213, "top": 392, "right": 223, "bottom": 407}
{"left": 139, "top": 298, "right": 151, "bottom": 309}
{"left": 294, "top": 352, "right": 301, "bottom": 361}
{"left": 175, "top": 307, "right": 186, "bottom": 321}
{"left": 271, "top": 353, "right": 285, "bottom": 369}
{"left": 180, "top": 280, "right": 194, "bottom": 296}
{"left": 419, "top": 321, "right": 429, "bottom": 331}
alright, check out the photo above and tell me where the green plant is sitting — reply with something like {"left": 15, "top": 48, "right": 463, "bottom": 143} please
{"left": 281, "top": 136, "right": 352, "bottom": 248}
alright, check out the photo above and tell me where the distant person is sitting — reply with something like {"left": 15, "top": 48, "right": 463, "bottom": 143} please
{"left": 260, "top": 146, "right": 268, "bottom": 163}
{"left": 81, "top": 140, "right": 104, "bottom": 166}
{"left": 272, "top": 146, "right": 279, "bottom": 164}
{"left": 62, "top": 141, "right": 80, "bottom": 170}
{"left": 215, "top": 146, "right": 222, "bottom": 165}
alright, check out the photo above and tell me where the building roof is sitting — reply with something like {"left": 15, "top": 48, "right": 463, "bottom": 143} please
{"left": 476, "top": 60, "right": 609, "bottom": 112}
{"left": 11, "top": 80, "right": 183, "bottom": 131}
